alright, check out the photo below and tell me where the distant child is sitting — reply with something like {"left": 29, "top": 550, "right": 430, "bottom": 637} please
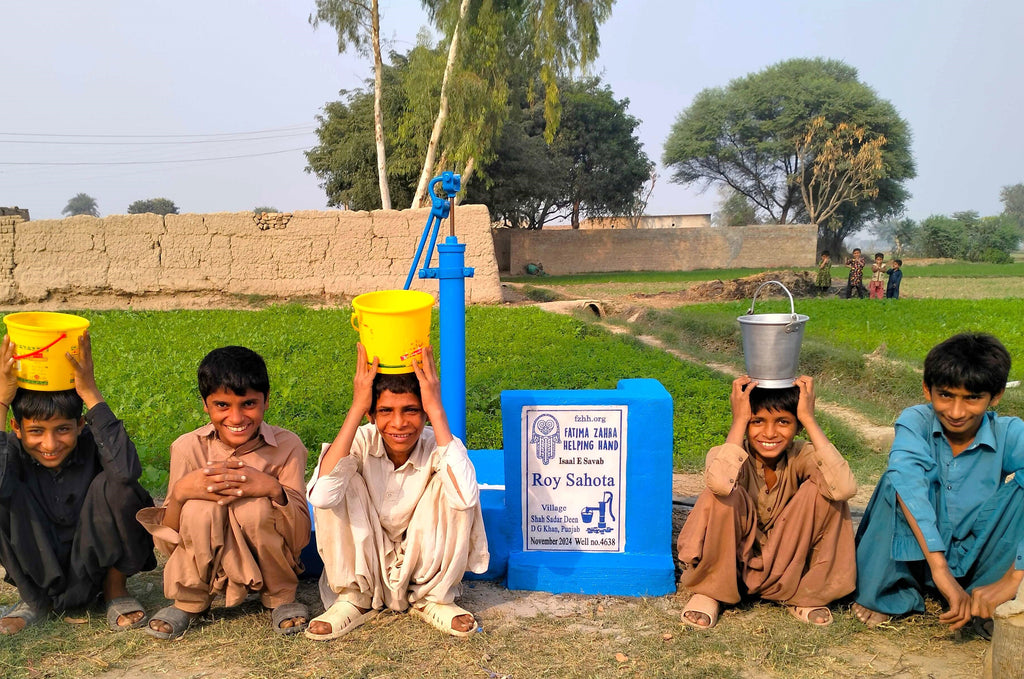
{"left": 305, "top": 343, "right": 488, "bottom": 640}
{"left": 869, "top": 253, "right": 886, "bottom": 299}
{"left": 676, "top": 375, "right": 857, "bottom": 629}
{"left": 815, "top": 251, "right": 832, "bottom": 294}
{"left": 0, "top": 332, "right": 156, "bottom": 635}
{"left": 853, "top": 334, "right": 1024, "bottom": 637}
{"left": 886, "top": 259, "right": 903, "bottom": 299}
{"left": 843, "top": 248, "right": 867, "bottom": 298}
{"left": 138, "top": 346, "right": 310, "bottom": 639}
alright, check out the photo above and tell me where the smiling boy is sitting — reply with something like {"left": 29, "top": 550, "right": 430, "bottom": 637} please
{"left": 676, "top": 375, "right": 857, "bottom": 629}
{"left": 137, "top": 346, "right": 310, "bottom": 639}
{"left": 305, "top": 343, "right": 488, "bottom": 640}
{"left": 0, "top": 332, "right": 156, "bottom": 635}
{"left": 853, "top": 333, "right": 1024, "bottom": 636}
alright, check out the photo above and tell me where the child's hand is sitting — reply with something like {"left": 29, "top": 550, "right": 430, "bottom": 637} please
{"left": 0, "top": 335, "right": 18, "bottom": 407}
{"left": 729, "top": 376, "right": 756, "bottom": 423}
{"left": 66, "top": 331, "right": 104, "bottom": 409}
{"left": 352, "top": 343, "right": 378, "bottom": 418}
{"left": 412, "top": 344, "right": 444, "bottom": 420}
{"left": 204, "top": 459, "right": 285, "bottom": 505}
{"left": 793, "top": 375, "right": 817, "bottom": 426}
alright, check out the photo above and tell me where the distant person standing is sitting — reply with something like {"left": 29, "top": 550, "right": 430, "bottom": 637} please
{"left": 869, "top": 253, "right": 886, "bottom": 299}
{"left": 815, "top": 251, "right": 832, "bottom": 295}
{"left": 843, "top": 249, "right": 867, "bottom": 299}
{"left": 886, "top": 259, "right": 903, "bottom": 299}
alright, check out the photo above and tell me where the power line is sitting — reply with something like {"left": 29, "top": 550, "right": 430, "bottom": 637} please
{"left": 0, "top": 124, "right": 313, "bottom": 139}
{"left": 0, "top": 147, "right": 311, "bottom": 166}
{"left": 0, "top": 131, "right": 314, "bottom": 146}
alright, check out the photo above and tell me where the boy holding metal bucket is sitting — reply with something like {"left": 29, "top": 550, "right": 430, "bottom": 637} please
{"left": 676, "top": 375, "right": 858, "bottom": 629}
{"left": 0, "top": 331, "right": 156, "bottom": 635}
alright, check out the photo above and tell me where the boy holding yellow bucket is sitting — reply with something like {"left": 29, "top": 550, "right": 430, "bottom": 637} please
{"left": 0, "top": 324, "right": 157, "bottom": 635}
{"left": 305, "top": 342, "right": 489, "bottom": 640}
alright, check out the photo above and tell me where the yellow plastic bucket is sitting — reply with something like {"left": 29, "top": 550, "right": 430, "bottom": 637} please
{"left": 350, "top": 290, "right": 434, "bottom": 374}
{"left": 3, "top": 312, "right": 90, "bottom": 391}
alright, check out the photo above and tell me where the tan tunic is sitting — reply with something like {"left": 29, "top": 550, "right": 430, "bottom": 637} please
{"left": 307, "top": 423, "right": 489, "bottom": 612}
{"left": 137, "top": 422, "right": 310, "bottom": 612}
{"left": 677, "top": 439, "right": 858, "bottom": 606}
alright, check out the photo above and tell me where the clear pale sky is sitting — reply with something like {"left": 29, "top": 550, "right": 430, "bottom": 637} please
{"left": 2, "top": 0, "right": 1021, "bottom": 223}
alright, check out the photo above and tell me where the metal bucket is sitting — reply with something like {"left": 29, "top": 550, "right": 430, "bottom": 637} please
{"left": 737, "top": 281, "right": 808, "bottom": 388}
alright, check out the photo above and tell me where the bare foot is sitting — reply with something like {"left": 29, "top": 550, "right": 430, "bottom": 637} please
{"left": 0, "top": 616, "right": 27, "bottom": 635}
{"left": 681, "top": 593, "right": 720, "bottom": 629}
{"left": 451, "top": 613, "right": 475, "bottom": 633}
{"left": 278, "top": 615, "right": 307, "bottom": 630}
{"left": 852, "top": 602, "right": 891, "bottom": 627}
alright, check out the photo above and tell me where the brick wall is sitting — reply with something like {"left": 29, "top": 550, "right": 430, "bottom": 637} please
{"left": 1, "top": 206, "right": 502, "bottom": 305}
{"left": 505, "top": 224, "right": 817, "bottom": 275}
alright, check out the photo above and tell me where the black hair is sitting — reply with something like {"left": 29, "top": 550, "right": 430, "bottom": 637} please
{"left": 748, "top": 385, "right": 801, "bottom": 429}
{"left": 10, "top": 389, "right": 84, "bottom": 424}
{"left": 197, "top": 346, "right": 270, "bottom": 399}
{"left": 820, "top": 250, "right": 830, "bottom": 258}
{"left": 874, "top": 252, "right": 884, "bottom": 259}
{"left": 924, "top": 333, "right": 1010, "bottom": 396}
{"left": 893, "top": 259, "right": 903, "bottom": 266}
{"left": 370, "top": 372, "right": 421, "bottom": 413}
{"left": 852, "top": 248, "right": 861, "bottom": 254}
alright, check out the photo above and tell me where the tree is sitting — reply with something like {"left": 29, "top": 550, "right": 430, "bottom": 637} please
{"left": 871, "top": 217, "right": 919, "bottom": 257}
{"left": 253, "top": 206, "right": 279, "bottom": 214}
{"left": 62, "top": 193, "right": 99, "bottom": 217}
{"left": 1000, "top": 183, "right": 1024, "bottom": 228}
{"left": 918, "top": 211, "right": 1020, "bottom": 263}
{"left": 714, "top": 187, "right": 759, "bottom": 227}
{"left": 662, "top": 58, "right": 915, "bottom": 253}
{"left": 311, "top": 0, "right": 392, "bottom": 209}
{"left": 127, "top": 198, "right": 179, "bottom": 215}
{"left": 466, "top": 77, "right": 651, "bottom": 229}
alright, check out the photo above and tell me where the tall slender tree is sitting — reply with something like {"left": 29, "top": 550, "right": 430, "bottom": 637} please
{"left": 62, "top": 193, "right": 99, "bottom": 217}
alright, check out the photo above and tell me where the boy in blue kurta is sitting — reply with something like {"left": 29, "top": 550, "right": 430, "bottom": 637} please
{"left": 853, "top": 333, "right": 1024, "bottom": 635}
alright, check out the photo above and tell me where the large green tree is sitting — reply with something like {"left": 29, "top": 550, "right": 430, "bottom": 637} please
{"left": 62, "top": 193, "right": 99, "bottom": 217}
{"left": 466, "top": 77, "right": 651, "bottom": 229}
{"left": 127, "top": 198, "right": 179, "bottom": 215}
{"left": 1001, "top": 182, "right": 1024, "bottom": 228}
{"left": 662, "top": 58, "right": 915, "bottom": 254}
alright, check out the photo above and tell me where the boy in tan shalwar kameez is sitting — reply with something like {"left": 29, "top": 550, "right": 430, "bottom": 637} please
{"left": 137, "top": 346, "right": 310, "bottom": 639}
{"left": 676, "top": 375, "right": 857, "bottom": 628}
{"left": 305, "top": 343, "right": 488, "bottom": 641}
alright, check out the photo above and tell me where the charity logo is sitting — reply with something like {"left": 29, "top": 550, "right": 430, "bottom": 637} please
{"left": 530, "top": 414, "right": 560, "bottom": 464}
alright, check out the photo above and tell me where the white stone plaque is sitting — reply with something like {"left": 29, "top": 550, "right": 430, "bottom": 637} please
{"left": 521, "top": 405, "right": 627, "bottom": 552}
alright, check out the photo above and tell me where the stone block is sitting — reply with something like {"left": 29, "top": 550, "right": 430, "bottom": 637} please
{"left": 165, "top": 213, "right": 208, "bottom": 236}
{"left": 202, "top": 212, "right": 258, "bottom": 236}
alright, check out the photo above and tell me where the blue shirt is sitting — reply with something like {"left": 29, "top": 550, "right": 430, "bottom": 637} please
{"left": 887, "top": 404, "right": 1024, "bottom": 566}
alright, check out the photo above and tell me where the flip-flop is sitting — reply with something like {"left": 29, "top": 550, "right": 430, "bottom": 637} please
{"left": 271, "top": 601, "right": 309, "bottom": 636}
{"left": 681, "top": 593, "right": 719, "bottom": 630}
{"left": 105, "top": 596, "right": 148, "bottom": 631}
{"left": 145, "top": 606, "right": 198, "bottom": 640}
{"left": 787, "top": 605, "right": 833, "bottom": 627}
{"left": 305, "top": 600, "right": 379, "bottom": 641}
{"left": 1, "top": 600, "right": 48, "bottom": 633}
{"left": 972, "top": 617, "right": 994, "bottom": 641}
{"left": 409, "top": 601, "right": 478, "bottom": 638}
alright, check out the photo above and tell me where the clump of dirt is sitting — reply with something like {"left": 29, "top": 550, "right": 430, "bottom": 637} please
{"left": 633, "top": 270, "right": 818, "bottom": 305}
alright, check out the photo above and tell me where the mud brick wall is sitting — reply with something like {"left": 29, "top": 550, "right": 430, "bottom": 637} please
{"left": 505, "top": 224, "right": 817, "bottom": 275}
{"left": 1, "top": 206, "right": 502, "bottom": 304}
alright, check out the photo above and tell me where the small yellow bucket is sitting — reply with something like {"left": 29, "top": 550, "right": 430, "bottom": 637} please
{"left": 3, "top": 312, "right": 91, "bottom": 391}
{"left": 350, "top": 290, "right": 434, "bottom": 374}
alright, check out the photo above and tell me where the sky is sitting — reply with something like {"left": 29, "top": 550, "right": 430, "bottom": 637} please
{"left": 2, "top": 0, "right": 1022, "bottom": 224}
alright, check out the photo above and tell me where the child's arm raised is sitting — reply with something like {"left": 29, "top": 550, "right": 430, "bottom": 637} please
{"left": 317, "top": 342, "right": 378, "bottom": 480}
{"left": 793, "top": 375, "right": 857, "bottom": 500}
{"left": 704, "top": 376, "right": 756, "bottom": 496}
{"left": 0, "top": 336, "right": 18, "bottom": 426}
{"left": 412, "top": 344, "right": 451, "bottom": 447}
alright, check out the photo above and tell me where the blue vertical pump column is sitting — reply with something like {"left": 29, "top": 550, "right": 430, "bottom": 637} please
{"left": 404, "top": 172, "right": 473, "bottom": 441}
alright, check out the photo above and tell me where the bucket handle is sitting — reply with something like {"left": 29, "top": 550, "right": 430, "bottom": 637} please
{"left": 12, "top": 332, "right": 67, "bottom": 361}
{"left": 747, "top": 281, "right": 802, "bottom": 333}
{"left": 350, "top": 313, "right": 360, "bottom": 332}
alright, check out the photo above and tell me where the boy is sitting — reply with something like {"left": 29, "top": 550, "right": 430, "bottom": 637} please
{"left": 853, "top": 333, "right": 1024, "bottom": 635}
{"left": 885, "top": 259, "right": 903, "bottom": 299}
{"left": 0, "top": 332, "right": 156, "bottom": 635}
{"left": 677, "top": 375, "right": 857, "bottom": 628}
{"left": 843, "top": 248, "right": 867, "bottom": 299}
{"left": 305, "top": 343, "right": 488, "bottom": 640}
{"left": 869, "top": 252, "right": 886, "bottom": 299}
{"left": 137, "top": 346, "right": 310, "bottom": 638}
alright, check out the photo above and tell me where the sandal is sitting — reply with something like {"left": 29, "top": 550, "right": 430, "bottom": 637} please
{"left": 787, "top": 605, "right": 833, "bottom": 627}
{"left": 145, "top": 605, "right": 198, "bottom": 640}
{"left": 305, "top": 600, "right": 379, "bottom": 641}
{"left": 271, "top": 601, "right": 309, "bottom": 636}
{"left": 972, "top": 617, "right": 994, "bottom": 641}
{"left": 409, "top": 601, "right": 478, "bottom": 638}
{"left": 0, "top": 600, "right": 48, "bottom": 634}
{"left": 105, "top": 596, "right": 148, "bottom": 632}
{"left": 681, "top": 593, "right": 719, "bottom": 630}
